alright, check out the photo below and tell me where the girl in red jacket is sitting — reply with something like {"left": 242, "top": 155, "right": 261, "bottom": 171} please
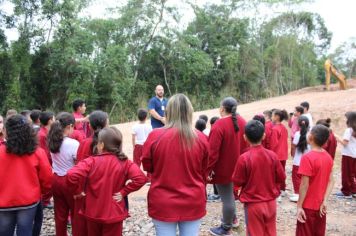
{"left": 270, "top": 109, "right": 289, "bottom": 200}
{"left": 142, "top": 93, "right": 209, "bottom": 236}
{"left": 48, "top": 112, "right": 80, "bottom": 236}
{"left": 66, "top": 127, "right": 146, "bottom": 236}
{"left": 0, "top": 114, "right": 52, "bottom": 236}
{"left": 208, "top": 97, "right": 247, "bottom": 236}
{"left": 316, "top": 118, "right": 337, "bottom": 160}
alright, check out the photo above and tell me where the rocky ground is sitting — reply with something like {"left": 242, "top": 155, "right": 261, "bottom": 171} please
{"left": 41, "top": 80, "right": 356, "bottom": 235}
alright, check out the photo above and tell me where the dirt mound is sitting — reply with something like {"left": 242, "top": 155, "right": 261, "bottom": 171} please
{"left": 288, "top": 79, "right": 356, "bottom": 95}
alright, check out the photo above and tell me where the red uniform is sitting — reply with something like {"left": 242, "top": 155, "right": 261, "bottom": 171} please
{"left": 322, "top": 131, "right": 337, "bottom": 160}
{"left": 233, "top": 145, "right": 285, "bottom": 236}
{"left": 262, "top": 121, "right": 273, "bottom": 149}
{"left": 0, "top": 146, "right": 52, "bottom": 208}
{"left": 270, "top": 123, "right": 288, "bottom": 191}
{"left": 133, "top": 144, "right": 143, "bottom": 167}
{"left": 208, "top": 115, "right": 246, "bottom": 184}
{"left": 296, "top": 150, "right": 333, "bottom": 236}
{"left": 67, "top": 153, "right": 146, "bottom": 236}
{"left": 142, "top": 128, "right": 209, "bottom": 222}
{"left": 73, "top": 112, "right": 91, "bottom": 138}
{"left": 77, "top": 137, "right": 94, "bottom": 162}
{"left": 38, "top": 126, "right": 51, "bottom": 162}
{"left": 70, "top": 129, "right": 86, "bottom": 143}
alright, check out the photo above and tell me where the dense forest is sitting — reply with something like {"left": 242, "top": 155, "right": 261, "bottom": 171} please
{"left": 0, "top": 0, "right": 355, "bottom": 122}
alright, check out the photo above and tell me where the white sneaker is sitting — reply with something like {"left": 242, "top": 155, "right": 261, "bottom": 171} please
{"left": 289, "top": 194, "right": 299, "bottom": 202}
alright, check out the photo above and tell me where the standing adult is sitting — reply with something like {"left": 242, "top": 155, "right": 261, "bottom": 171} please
{"left": 148, "top": 85, "right": 168, "bottom": 129}
{"left": 208, "top": 97, "right": 247, "bottom": 236}
{"left": 142, "top": 94, "right": 209, "bottom": 236}
{"left": 0, "top": 115, "right": 52, "bottom": 236}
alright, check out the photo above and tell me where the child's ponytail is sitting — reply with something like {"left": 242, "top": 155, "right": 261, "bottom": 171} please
{"left": 297, "top": 116, "right": 309, "bottom": 153}
{"left": 89, "top": 110, "right": 109, "bottom": 154}
{"left": 48, "top": 112, "right": 75, "bottom": 153}
{"left": 98, "top": 127, "right": 128, "bottom": 160}
{"left": 273, "top": 109, "right": 289, "bottom": 122}
{"left": 221, "top": 97, "right": 239, "bottom": 132}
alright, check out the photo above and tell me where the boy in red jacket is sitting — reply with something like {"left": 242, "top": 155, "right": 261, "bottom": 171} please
{"left": 233, "top": 120, "right": 286, "bottom": 236}
{"left": 296, "top": 124, "right": 334, "bottom": 236}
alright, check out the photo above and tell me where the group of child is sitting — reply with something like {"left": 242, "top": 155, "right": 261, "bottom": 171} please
{"left": 0, "top": 96, "right": 355, "bottom": 236}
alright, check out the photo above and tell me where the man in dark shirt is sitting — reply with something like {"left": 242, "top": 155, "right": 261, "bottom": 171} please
{"left": 148, "top": 85, "right": 168, "bottom": 129}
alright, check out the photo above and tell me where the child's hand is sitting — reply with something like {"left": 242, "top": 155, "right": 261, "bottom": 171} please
{"left": 319, "top": 201, "right": 327, "bottom": 217}
{"left": 297, "top": 207, "right": 307, "bottom": 223}
{"left": 113, "top": 192, "right": 123, "bottom": 202}
{"left": 73, "top": 192, "right": 86, "bottom": 200}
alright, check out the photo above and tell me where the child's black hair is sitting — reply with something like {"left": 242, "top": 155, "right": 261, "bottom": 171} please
{"left": 89, "top": 110, "right": 109, "bottom": 154}
{"left": 244, "top": 120, "right": 265, "bottom": 144}
{"left": 72, "top": 99, "right": 85, "bottom": 112}
{"left": 300, "top": 102, "right": 310, "bottom": 111}
{"left": 210, "top": 116, "right": 219, "bottom": 126}
{"left": 316, "top": 118, "right": 332, "bottom": 128}
{"left": 48, "top": 112, "right": 75, "bottom": 153}
{"left": 137, "top": 108, "right": 148, "bottom": 122}
{"left": 39, "top": 111, "right": 54, "bottom": 126}
{"left": 20, "top": 110, "right": 31, "bottom": 117}
{"left": 297, "top": 116, "right": 309, "bottom": 153}
{"left": 30, "top": 109, "right": 41, "bottom": 123}
{"left": 253, "top": 115, "right": 265, "bottom": 126}
{"left": 273, "top": 109, "right": 289, "bottom": 122}
{"left": 221, "top": 97, "right": 239, "bottom": 132}
{"left": 310, "top": 124, "right": 330, "bottom": 147}
{"left": 199, "top": 114, "right": 208, "bottom": 123}
{"left": 295, "top": 106, "right": 304, "bottom": 114}
{"left": 195, "top": 119, "right": 206, "bottom": 132}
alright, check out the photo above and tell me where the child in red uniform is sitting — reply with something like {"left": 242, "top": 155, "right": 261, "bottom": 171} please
{"left": 208, "top": 97, "right": 246, "bottom": 236}
{"left": 270, "top": 109, "right": 289, "bottom": 199}
{"left": 77, "top": 110, "right": 109, "bottom": 162}
{"left": 142, "top": 94, "right": 209, "bottom": 236}
{"left": 296, "top": 124, "right": 334, "bottom": 236}
{"left": 132, "top": 108, "right": 152, "bottom": 167}
{"left": 316, "top": 118, "right": 337, "bottom": 160}
{"left": 74, "top": 110, "right": 109, "bottom": 236}
{"left": 67, "top": 127, "right": 146, "bottom": 236}
{"left": 48, "top": 112, "right": 80, "bottom": 236}
{"left": 38, "top": 111, "right": 55, "bottom": 163}
{"left": 0, "top": 115, "right": 52, "bottom": 236}
{"left": 263, "top": 110, "right": 273, "bottom": 149}
{"left": 290, "top": 116, "right": 310, "bottom": 202}
{"left": 71, "top": 99, "right": 90, "bottom": 141}
{"left": 335, "top": 111, "right": 356, "bottom": 198}
{"left": 288, "top": 106, "right": 304, "bottom": 141}
{"left": 233, "top": 120, "right": 286, "bottom": 236}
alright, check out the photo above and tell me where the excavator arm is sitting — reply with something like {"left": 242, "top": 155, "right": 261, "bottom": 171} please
{"left": 324, "top": 59, "right": 347, "bottom": 90}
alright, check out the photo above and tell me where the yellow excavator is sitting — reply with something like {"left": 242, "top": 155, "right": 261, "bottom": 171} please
{"left": 324, "top": 59, "right": 347, "bottom": 90}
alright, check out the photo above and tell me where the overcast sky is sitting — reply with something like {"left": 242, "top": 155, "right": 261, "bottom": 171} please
{"left": 2, "top": 0, "right": 356, "bottom": 52}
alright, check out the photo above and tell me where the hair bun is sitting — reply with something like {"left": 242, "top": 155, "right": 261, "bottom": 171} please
{"left": 326, "top": 118, "right": 331, "bottom": 123}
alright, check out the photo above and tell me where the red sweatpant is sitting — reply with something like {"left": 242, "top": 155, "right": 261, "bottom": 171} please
{"left": 133, "top": 144, "right": 143, "bottom": 167}
{"left": 53, "top": 174, "right": 74, "bottom": 236}
{"left": 296, "top": 208, "right": 326, "bottom": 236}
{"left": 280, "top": 160, "right": 286, "bottom": 191}
{"left": 72, "top": 198, "right": 87, "bottom": 236}
{"left": 292, "top": 165, "right": 301, "bottom": 194}
{"left": 244, "top": 200, "right": 277, "bottom": 236}
{"left": 341, "top": 155, "right": 356, "bottom": 196}
{"left": 87, "top": 221, "right": 123, "bottom": 236}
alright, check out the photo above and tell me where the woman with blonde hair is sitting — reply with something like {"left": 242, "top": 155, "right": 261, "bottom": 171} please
{"left": 142, "top": 93, "right": 209, "bottom": 236}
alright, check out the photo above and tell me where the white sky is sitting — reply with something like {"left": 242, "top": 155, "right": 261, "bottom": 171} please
{"left": 1, "top": 0, "right": 356, "bottom": 52}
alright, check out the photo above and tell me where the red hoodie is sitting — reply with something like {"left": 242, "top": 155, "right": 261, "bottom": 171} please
{"left": 38, "top": 126, "right": 50, "bottom": 161}
{"left": 0, "top": 146, "right": 52, "bottom": 208}
{"left": 208, "top": 115, "right": 247, "bottom": 184}
{"left": 77, "top": 137, "right": 94, "bottom": 162}
{"left": 142, "top": 128, "right": 209, "bottom": 222}
{"left": 66, "top": 153, "right": 146, "bottom": 223}
{"left": 263, "top": 121, "right": 273, "bottom": 149}
{"left": 270, "top": 123, "right": 289, "bottom": 160}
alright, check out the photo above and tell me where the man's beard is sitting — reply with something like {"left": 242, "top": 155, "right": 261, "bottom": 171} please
{"left": 156, "top": 93, "right": 164, "bottom": 98}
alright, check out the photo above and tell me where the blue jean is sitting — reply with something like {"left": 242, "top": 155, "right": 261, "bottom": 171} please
{"left": 0, "top": 205, "right": 37, "bottom": 236}
{"left": 32, "top": 202, "right": 44, "bottom": 236}
{"left": 152, "top": 218, "right": 201, "bottom": 236}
